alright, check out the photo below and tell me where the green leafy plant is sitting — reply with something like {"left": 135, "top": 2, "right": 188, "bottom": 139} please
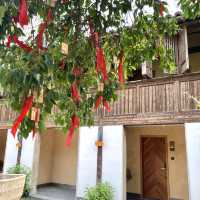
{"left": 84, "top": 182, "right": 114, "bottom": 200}
{"left": 7, "top": 164, "right": 31, "bottom": 197}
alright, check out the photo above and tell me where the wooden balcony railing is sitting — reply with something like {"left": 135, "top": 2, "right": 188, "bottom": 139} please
{"left": 96, "top": 72, "right": 200, "bottom": 125}
{"left": 1, "top": 72, "right": 200, "bottom": 128}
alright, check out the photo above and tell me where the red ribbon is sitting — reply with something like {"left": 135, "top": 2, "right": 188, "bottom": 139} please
{"left": 37, "top": 8, "right": 53, "bottom": 50}
{"left": 71, "top": 83, "right": 81, "bottom": 103}
{"left": 19, "top": 0, "right": 29, "bottom": 27}
{"left": 37, "top": 22, "right": 47, "bottom": 50}
{"left": 13, "top": 35, "right": 33, "bottom": 52}
{"left": 66, "top": 115, "right": 80, "bottom": 146}
{"left": 11, "top": 96, "right": 33, "bottom": 138}
{"left": 6, "top": 35, "right": 12, "bottom": 48}
{"left": 72, "top": 66, "right": 82, "bottom": 77}
{"left": 95, "top": 95, "right": 111, "bottom": 112}
{"left": 160, "top": 3, "right": 164, "bottom": 16}
{"left": 95, "top": 95, "right": 103, "bottom": 110}
{"left": 103, "top": 99, "right": 111, "bottom": 112}
{"left": 96, "top": 47, "right": 108, "bottom": 81}
{"left": 47, "top": 8, "right": 53, "bottom": 22}
{"left": 59, "top": 59, "right": 66, "bottom": 70}
{"left": 88, "top": 19, "right": 108, "bottom": 81}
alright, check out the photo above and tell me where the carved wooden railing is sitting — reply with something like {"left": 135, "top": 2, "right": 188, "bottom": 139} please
{"left": 96, "top": 72, "right": 200, "bottom": 125}
{"left": 1, "top": 72, "right": 200, "bottom": 127}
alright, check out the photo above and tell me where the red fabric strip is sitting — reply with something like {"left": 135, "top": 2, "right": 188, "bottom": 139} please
{"left": 11, "top": 96, "right": 33, "bottom": 138}
{"left": 66, "top": 115, "right": 80, "bottom": 146}
{"left": 103, "top": 99, "right": 111, "bottom": 112}
{"left": 72, "top": 66, "right": 82, "bottom": 77}
{"left": 6, "top": 35, "right": 12, "bottom": 48}
{"left": 96, "top": 47, "right": 108, "bottom": 81}
{"left": 160, "top": 3, "right": 164, "bottom": 16}
{"left": 13, "top": 35, "right": 32, "bottom": 52}
{"left": 59, "top": 59, "right": 65, "bottom": 70}
{"left": 19, "top": 0, "right": 29, "bottom": 27}
{"left": 71, "top": 83, "right": 81, "bottom": 103}
{"left": 47, "top": 8, "right": 53, "bottom": 23}
{"left": 37, "top": 22, "right": 47, "bottom": 50}
{"left": 95, "top": 95, "right": 103, "bottom": 110}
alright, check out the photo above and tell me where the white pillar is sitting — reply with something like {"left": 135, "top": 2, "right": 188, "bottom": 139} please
{"left": 76, "top": 126, "right": 98, "bottom": 198}
{"left": 102, "top": 125, "right": 125, "bottom": 200}
{"left": 3, "top": 129, "right": 18, "bottom": 172}
{"left": 3, "top": 129, "right": 36, "bottom": 172}
{"left": 185, "top": 123, "right": 200, "bottom": 200}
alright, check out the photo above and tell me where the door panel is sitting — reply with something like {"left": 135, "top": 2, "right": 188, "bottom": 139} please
{"left": 141, "top": 137, "right": 168, "bottom": 200}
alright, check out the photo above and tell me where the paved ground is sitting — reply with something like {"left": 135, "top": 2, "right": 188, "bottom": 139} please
{"left": 30, "top": 185, "right": 76, "bottom": 200}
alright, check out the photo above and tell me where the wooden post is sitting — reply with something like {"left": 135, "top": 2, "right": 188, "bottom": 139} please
{"left": 96, "top": 105, "right": 103, "bottom": 184}
{"left": 16, "top": 134, "right": 23, "bottom": 165}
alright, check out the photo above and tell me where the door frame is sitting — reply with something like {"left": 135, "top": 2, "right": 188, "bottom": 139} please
{"left": 140, "top": 135, "right": 170, "bottom": 200}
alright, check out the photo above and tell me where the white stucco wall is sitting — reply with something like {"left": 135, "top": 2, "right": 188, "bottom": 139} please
{"left": 185, "top": 123, "right": 200, "bottom": 200}
{"left": 3, "top": 129, "right": 35, "bottom": 172}
{"left": 76, "top": 125, "right": 125, "bottom": 200}
{"left": 102, "top": 125, "right": 125, "bottom": 200}
{"left": 76, "top": 126, "right": 98, "bottom": 198}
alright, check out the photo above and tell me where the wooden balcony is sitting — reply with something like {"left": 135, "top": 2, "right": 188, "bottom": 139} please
{"left": 1, "top": 72, "right": 200, "bottom": 128}
{"left": 96, "top": 72, "right": 200, "bottom": 125}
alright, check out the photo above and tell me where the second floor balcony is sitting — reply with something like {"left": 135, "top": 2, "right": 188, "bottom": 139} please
{"left": 1, "top": 72, "right": 200, "bottom": 127}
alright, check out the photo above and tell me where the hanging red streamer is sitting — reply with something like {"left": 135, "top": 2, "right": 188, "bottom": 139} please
{"left": 103, "top": 99, "right": 111, "bottom": 112}
{"left": 71, "top": 83, "right": 81, "bottom": 103}
{"left": 88, "top": 19, "right": 108, "bottom": 82}
{"left": 19, "top": 0, "right": 29, "bottom": 27}
{"left": 66, "top": 115, "right": 80, "bottom": 146}
{"left": 159, "top": 3, "right": 164, "bottom": 16}
{"left": 96, "top": 47, "right": 108, "bottom": 81}
{"left": 72, "top": 66, "right": 82, "bottom": 77}
{"left": 6, "top": 35, "right": 12, "bottom": 48}
{"left": 47, "top": 8, "right": 53, "bottom": 23}
{"left": 11, "top": 96, "right": 33, "bottom": 138}
{"left": 59, "top": 59, "right": 65, "bottom": 70}
{"left": 95, "top": 95, "right": 103, "bottom": 110}
{"left": 95, "top": 95, "right": 111, "bottom": 112}
{"left": 37, "top": 22, "right": 47, "bottom": 50}
{"left": 13, "top": 35, "right": 33, "bottom": 52}
{"left": 37, "top": 8, "right": 53, "bottom": 50}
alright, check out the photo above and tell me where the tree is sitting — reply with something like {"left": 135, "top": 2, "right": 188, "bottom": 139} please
{"left": 0, "top": 0, "right": 195, "bottom": 142}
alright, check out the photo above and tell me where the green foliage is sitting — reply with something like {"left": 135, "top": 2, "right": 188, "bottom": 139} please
{"left": 7, "top": 164, "right": 31, "bottom": 197}
{"left": 84, "top": 182, "right": 114, "bottom": 200}
{"left": 0, "top": 0, "right": 189, "bottom": 138}
{"left": 179, "top": 0, "right": 200, "bottom": 19}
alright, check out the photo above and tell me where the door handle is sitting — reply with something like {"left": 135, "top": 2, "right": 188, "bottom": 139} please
{"left": 160, "top": 167, "right": 166, "bottom": 170}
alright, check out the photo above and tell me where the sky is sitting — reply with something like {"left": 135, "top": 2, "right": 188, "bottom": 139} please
{"left": 167, "top": 0, "right": 180, "bottom": 14}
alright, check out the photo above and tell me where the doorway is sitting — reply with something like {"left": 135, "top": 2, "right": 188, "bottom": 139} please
{"left": 141, "top": 136, "right": 168, "bottom": 200}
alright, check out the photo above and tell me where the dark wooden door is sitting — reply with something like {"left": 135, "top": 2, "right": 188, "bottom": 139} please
{"left": 141, "top": 137, "right": 168, "bottom": 200}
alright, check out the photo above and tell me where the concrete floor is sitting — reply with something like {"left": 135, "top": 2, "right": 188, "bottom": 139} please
{"left": 31, "top": 185, "right": 76, "bottom": 200}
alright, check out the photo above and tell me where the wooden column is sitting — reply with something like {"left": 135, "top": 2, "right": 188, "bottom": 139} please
{"left": 16, "top": 134, "right": 23, "bottom": 165}
{"left": 96, "top": 105, "right": 103, "bottom": 183}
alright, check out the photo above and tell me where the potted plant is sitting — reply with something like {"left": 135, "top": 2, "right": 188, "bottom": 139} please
{"left": 0, "top": 173, "right": 26, "bottom": 200}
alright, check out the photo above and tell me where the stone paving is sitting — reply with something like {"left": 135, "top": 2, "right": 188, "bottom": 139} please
{"left": 30, "top": 185, "right": 76, "bottom": 200}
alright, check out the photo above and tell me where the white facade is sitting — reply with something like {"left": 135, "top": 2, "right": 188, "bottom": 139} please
{"left": 76, "top": 125, "right": 125, "bottom": 200}
{"left": 185, "top": 123, "right": 200, "bottom": 200}
{"left": 3, "top": 129, "right": 36, "bottom": 172}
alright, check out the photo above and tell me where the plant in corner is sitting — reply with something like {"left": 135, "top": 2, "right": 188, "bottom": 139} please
{"left": 84, "top": 182, "right": 114, "bottom": 200}
{"left": 7, "top": 164, "right": 31, "bottom": 198}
